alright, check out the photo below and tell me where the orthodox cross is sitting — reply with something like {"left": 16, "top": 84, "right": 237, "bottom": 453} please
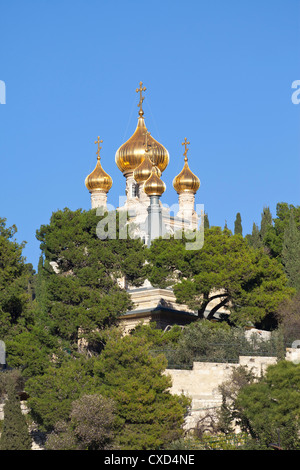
{"left": 95, "top": 136, "right": 103, "bottom": 160}
{"left": 143, "top": 131, "right": 151, "bottom": 153}
{"left": 182, "top": 137, "right": 190, "bottom": 161}
{"left": 136, "top": 81, "right": 146, "bottom": 114}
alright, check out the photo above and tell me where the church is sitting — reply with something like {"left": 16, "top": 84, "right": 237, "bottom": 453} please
{"left": 84, "top": 82, "right": 205, "bottom": 332}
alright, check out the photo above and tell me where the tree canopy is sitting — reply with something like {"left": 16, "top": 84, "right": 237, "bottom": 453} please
{"left": 147, "top": 227, "right": 293, "bottom": 327}
{"left": 35, "top": 208, "right": 147, "bottom": 348}
{"left": 0, "top": 218, "right": 35, "bottom": 339}
{"left": 94, "top": 333, "right": 190, "bottom": 450}
{"left": 235, "top": 361, "right": 300, "bottom": 449}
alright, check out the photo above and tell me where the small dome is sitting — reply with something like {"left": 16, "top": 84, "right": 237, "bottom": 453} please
{"left": 85, "top": 138, "right": 113, "bottom": 193}
{"left": 85, "top": 158, "right": 113, "bottom": 193}
{"left": 173, "top": 139, "right": 200, "bottom": 194}
{"left": 144, "top": 167, "right": 166, "bottom": 197}
{"left": 133, "top": 151, "right": 161, "bottom": 184}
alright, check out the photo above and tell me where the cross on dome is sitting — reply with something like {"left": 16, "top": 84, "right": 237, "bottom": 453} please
{"left": 95, "top": 136, "right": 103, "bottom": 160}
{"left": 182, "top": 137, "right": 190, "bottom": 162}
{"left": 136, "top": 81, "right": 146, "bottom": 116}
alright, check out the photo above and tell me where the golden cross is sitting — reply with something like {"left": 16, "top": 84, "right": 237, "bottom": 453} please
{"left": 136, "top": 81, "right": 146, "bottom": 114}
{"left": 150, "top": 142, "right": 157, "bottom": 166}
{"left": 143, "top": 131, "right": 151, "bottom": 152}
{"left": 182, "top": 137, "right": 190, "bottom": 161}
{"left": 95, "top": 136, "right": 103, "bottom": 160}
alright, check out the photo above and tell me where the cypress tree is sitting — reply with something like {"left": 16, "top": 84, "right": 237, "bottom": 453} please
{"left": 282, "top": 211, "right": 300, "bottom": 291}
{"left": 260, "top": 206, "right": 273, "bottom": 240}
{"left": 204, "top": 213, "right": 210, "bottom": 229}
{"left": 249, "top": 222, "right": 262, "bottom": 249}
{"left": 234, "top": 213, "right": 243, "bottom": 236}
{"left": 0, "top": 379, "right": 32, "bottom": 450}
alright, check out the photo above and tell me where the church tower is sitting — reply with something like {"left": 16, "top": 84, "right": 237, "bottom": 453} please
{"left": 173, "top": 138, "right": 200, "bottom": 230}
{"left": 85, "top": 137, "right": 112, "bottom": 209}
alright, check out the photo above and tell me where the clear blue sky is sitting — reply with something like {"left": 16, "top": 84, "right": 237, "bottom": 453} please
{"left": 0, "top": 0, "right": 299, "bottom": 270}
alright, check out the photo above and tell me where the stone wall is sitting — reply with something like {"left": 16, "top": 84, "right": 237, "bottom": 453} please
{"left": 1, "top": 348, "right": 299, "bottom": 447}
{"left": 166, "top": 352, "right": 300, "bottom": 431}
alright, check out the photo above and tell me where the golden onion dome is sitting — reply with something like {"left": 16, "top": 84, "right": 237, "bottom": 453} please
{"left": 133, "top": 146, "right": 161, "bottom": 184}
{"left": 144, "top": 166, "right": 166, "bottom": 197}
{"left": 85, "top": 138, "right": 113, "bottom": 193}
{"left": 115, "top": 82, "right": 169, "bottom": 175}
{"left": 173, "top": 138, "right": 200, "bottom": 194}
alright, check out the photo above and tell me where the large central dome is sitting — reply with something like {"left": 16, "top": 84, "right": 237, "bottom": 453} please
{"left": 115, "top": 83, "right": 169, "bottom": 175}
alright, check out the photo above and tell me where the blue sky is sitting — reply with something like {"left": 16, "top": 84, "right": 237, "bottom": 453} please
{"left": 0, "top": 0, "right": 299, "bottom": 270}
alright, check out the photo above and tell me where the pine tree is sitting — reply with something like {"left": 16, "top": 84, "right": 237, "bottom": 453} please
{"left": 95, "top": 334, "right": 190, "bottom": 450}
{"left": 0, "top": 379, "right": 32, "bottom": 450}
{"left": 0, "top": 218, "right": 34, "bottom": 339}
{"left": 281, "top": 211, "right": 300, "bottom": 291}
{"left": 234, "top": 213, "right": 242, "bottom": 236}
{"left": 147, "top": 228, "right": 294, "bottom": 327}
{"left": 35, "top": 208, "right": 147, "bottom": 348}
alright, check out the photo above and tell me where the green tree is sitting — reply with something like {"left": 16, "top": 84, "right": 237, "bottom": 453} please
{"left": 46, "top": 394, "right": 117, "bottom": 450}
{"left": 147, "top": 228, "right": 293, "bottom": 327}
{"left": 94, "top": 333, "right": 190, "bottom": 450}
{"left": 25, "top": 357, "right": 98, "bottom": 431}
{"left": 247, "top": 222, "right": 262, "bottom": 250}
{"left": 0, "top": 375, "right": 32, "bottom": 450}
{"left": 234, "top": 212, "right": 242, "bottom": 236}
{"left": 263, "top": 202, "right": 300, "bottom": 260}
{"left": 159, "top": 320, "right": 283, "bottom": 368}
{"left": 164, "top": 320, "right": 248, "bottom": 366}
{"left": 0, "top": 218, "right": 35, "bottom": 339}
{"left": 35, "top": 208, "right": 147, "bottom": 348}
{"left": 276, "top": 292, "right": 300, "bottom": 344}
{"left": 131, "top": 322, "right": 182, "bottom": 349}
{"left": 4, "top": 326, "right": 67, "bottom": 378}
{"left": 260, "top": 206, "right": 273, "bottom": 241}
{"left": 217, "top": 366, "right": 256, "bottom": 434}
{"left": 204, "top": 213, "right": 210, "bottom": 229}
{"left": 281, "top": 211, "right": 300, "bottom": 291}
{"left": 235, "top": 361, "right": 300, "bottom": 449}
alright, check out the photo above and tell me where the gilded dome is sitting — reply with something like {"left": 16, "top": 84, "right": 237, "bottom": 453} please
{"left": 133, "top": 149, "right": 161, "bottom": 184}
{"left": 115, "top": 82, "right": 169, "bottom": 175}
{"left": 144, "top": 166, "right": 166, "bottom": 197}
{"left": 173, "top": 139, "right": 200, "bottom": 194}
{"left": 85, "top": 138, "right": 113, "bottom": 193}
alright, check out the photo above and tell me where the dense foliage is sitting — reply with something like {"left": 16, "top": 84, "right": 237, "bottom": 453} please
{"left": 35, "top": 208, "right": 147, "bottom": 349}
{"left": 150, "top": 320, "right": 285, "bottom": 368}
{"left": 94, "top": 332, "right": 190, "bottom": 450}
{"left": 0, "top": 374, "right": 32, "bottom": 450}
{"left": 235, "top": 361, "right": 300, "bottom": 449}
{"left": 0, "top": 218, "right": 35, "bottom": 339}
{"left": 0, "top": 203, "right": 299, "bottom": 450}
{"left": 147, "top": 227, "right": 293, "bottom": 328}
{"left": 46, "top": 394, "right": 117, "bottom": 450}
